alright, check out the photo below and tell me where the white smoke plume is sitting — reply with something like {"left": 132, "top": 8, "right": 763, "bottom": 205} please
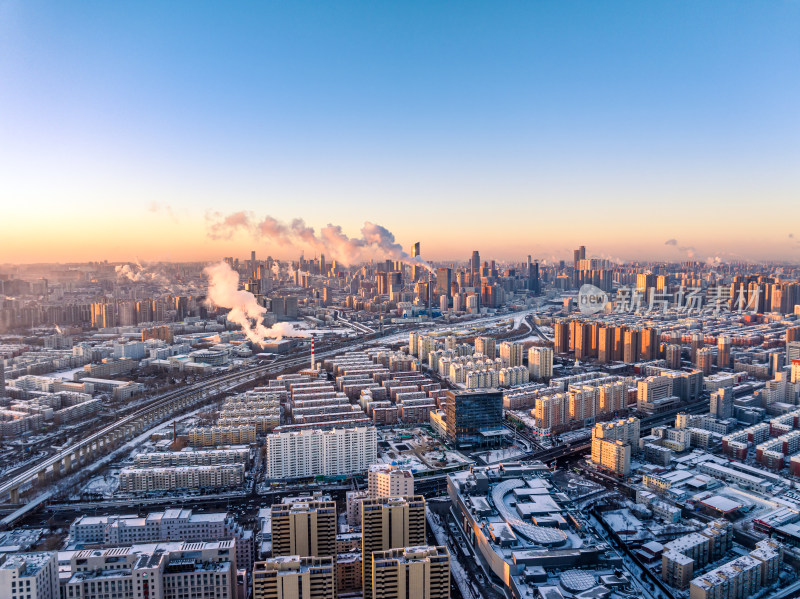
{"left": 203, "top": 262, "right": 310, "bottom": 344}
{"left": 206, "top": 213, "right": 434, "bottom": 273}
{"left": 116, "top": 262, "right": 168, "bottom": 284}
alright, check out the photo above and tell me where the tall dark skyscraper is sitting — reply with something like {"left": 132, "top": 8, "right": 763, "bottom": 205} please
{"left": 470, "top": 251, "right": 480, "bottom": 286}
{"left": 527, "top": 256, "right": 540, "bottom": 295}
{"left": 573, "top": 245, "right": 586, "bottom": 268}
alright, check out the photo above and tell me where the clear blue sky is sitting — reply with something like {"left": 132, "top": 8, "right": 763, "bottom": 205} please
{"left": 1, "top": 1, "right": 798, "bottom": 263}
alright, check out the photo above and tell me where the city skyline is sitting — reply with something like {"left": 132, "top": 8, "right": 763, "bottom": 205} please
{"left": 2, "top": 2, "right": 799, "bottom": 264}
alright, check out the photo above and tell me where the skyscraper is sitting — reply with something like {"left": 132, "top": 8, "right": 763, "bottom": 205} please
{"left": 362, "top": 496, "right": 426, "bottom": 599}
{"left": 411, "top": 242, "right": 421, "bottom": 281}
{"left": 470, "top": 251, "right": 480, "bottom": 286}
{"left": 435, "top": 268, "right": 452, "bottom": 303}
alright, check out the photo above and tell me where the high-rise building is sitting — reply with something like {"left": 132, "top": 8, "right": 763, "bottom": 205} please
{"left": 710, "top": 388, "right": 734, "bottom": 420}
{"left": 573, "top": 321, "right": 592, "bottom": 361}
{"left": 470, "top": 251, "right": 480, "bottom": 286}
{"left": 474, "top": 336, "right": 496, "bottom": 359}
{"left": 666, "top": 344, "right": 682, "bottom": 370}
{"left": 499, "top": 341, "right": 524, "bottom": 367}
{"left": 553, "top": 320, "right": 570, "bottom": 354}
{"left": 636, "top": 273, "right": 656, "bottom": 297}
{"left": 717, "top": 336, "right": 731, "bottom": 369}
{"left": 271, "top": 500, "right": 337, "bottom": 559}
{"left": 573, "top": 245, "right": 586, "bottom": 268}
{"left": 690, "top": 333, "right": 704, "bottom": 363}
{"left": 253, "top": 556, "right": 335, "bottom": 599}
{"left": 640, "top": 327, "right": 659, "bottom": 361}
{"left": 371, "top": 546, "right": 450, "bottom": 599}
{"left": 623, "top": 329, "right": 640, "bottom": 364}
{"left": 435, "top": 268, "right": 452, "bottom": 303}
{"left": 597, "top": 326, "right": 613, "bottom": 364}
{"left": 368, "top": 464, "right": 414, "bottom": 499}
{"left": 528, "top": 347, "right": 553, "bottom": 380}
{"left": 590, "top": 417, "right": 640, "bottom": 476}
{"left": 696, "top": 347, "right": 714, "bottom": 375}
{"left": 444, "top": 389, "right": 503, "bottom": 448}
{"left": 0, "top": 359, "right": 5, "bottom": 397}
{"left": 362, "top": 496, "right": 426, "bottom": 599}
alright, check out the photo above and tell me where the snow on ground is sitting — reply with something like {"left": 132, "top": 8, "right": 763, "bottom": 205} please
{"left": 42, "top": 366, "right": 86, "bottom": 381}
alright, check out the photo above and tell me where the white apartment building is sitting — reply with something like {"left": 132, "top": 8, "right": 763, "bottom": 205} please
{"left": 264, "top": 427, "right": 377, "bottom": 479}
{"left": 118, "top": 463, "right": 244, "bottom": 492}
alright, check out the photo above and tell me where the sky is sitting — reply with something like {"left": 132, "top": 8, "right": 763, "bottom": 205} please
{"left": 1, "top": 1, "right": 799, "bottom": 265}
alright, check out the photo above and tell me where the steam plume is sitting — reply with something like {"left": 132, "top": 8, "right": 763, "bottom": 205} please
{"left": 203, "top": 262, "right": 310, "bottom": 344}
{"left": 116, "top": 262, "right": 168, "bottom": 284}
{"left": 206, "top": 213, "right": 434, "bottom": 273}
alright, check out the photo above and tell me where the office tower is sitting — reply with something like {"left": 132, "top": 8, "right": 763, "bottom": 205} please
{"left": 253, "top": 556, "right": 335, "bottom": 599}
{"left": 597, "top": 326, "right": 613, "bottom": 363}
{"left": 553, "top": 320, "right": 570, "bottom": 354}
{"left": 499, "top": 341, "right": 524, "bottom": 367}
{"left": 528, "top": 347, "right": 553, "bottom": 379}
{"left": 411, "top": 242, "right": 421, "bottom": 281}
{"left": 271, "top": 500, "right": 337, "bottom": 559}
{"left": 474, "top": 336, "right": 496, "bottom": 358}
{"left": 531, "top": 260, "right": 540, "bottom": 295}
{"left": 445, "top": 389, "right": 503, "bottom": 448}
{"left": 371, "top": 546, "right": 450, "bottom": 599}
{"left": 717, "top": 335, "right": 731, "bottom": 369}
{"left": 696, "top": 347, "right": 714, "bottom": 375}
{"left": 0, "top": 552, "right": 59, "bottom": 599}
{"left": 362, "top": 496, "right": 426, "bottom": 599}
{"left": 368, "top": 464, "right": 414, "bottom": 499}
{"left": 666, "top": 344, "right": 682, "bottom": 370}
{"left": 470, "top": 251, "right": 480, "bottom": 286}
{"left": 435, "top": 268, "right": 452, "bottom": 302}
{"left": 623, "top": 329, "right": 640, "bottom": 364}
{"left": 573, "top": 245, "right": 586, "bottom": 268}
{"left": 710, "top": 388, "right": 734, "bottom": 420}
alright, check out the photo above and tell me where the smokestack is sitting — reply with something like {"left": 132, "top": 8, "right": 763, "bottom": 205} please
{"left": 172, "top": 420, "right": 176, "bottom": 442}
{"left": 311, "top": 337, "right": 315, "bottom": 370}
